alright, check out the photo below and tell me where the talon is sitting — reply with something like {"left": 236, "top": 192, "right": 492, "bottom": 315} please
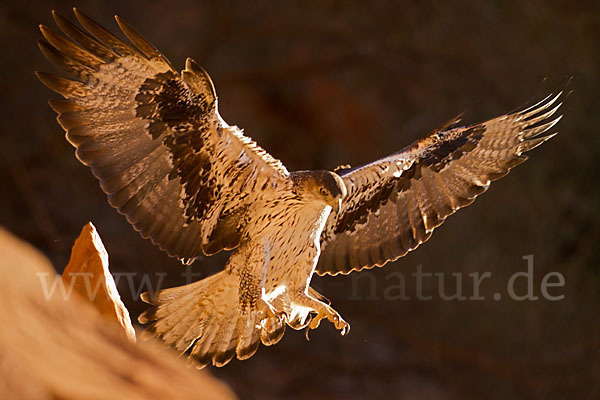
{"left": 340, "top": 323, "right": 350, "bottom": 336}
{"left": 258, "top": 298, "right": 284, "bottom": 323}
{"left": 277, "top": 311, "right": 288, "bottom": 322}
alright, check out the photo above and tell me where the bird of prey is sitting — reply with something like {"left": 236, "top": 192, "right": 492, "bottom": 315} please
{"left": 37, "top": 9, "right": 566, "bottom": 368}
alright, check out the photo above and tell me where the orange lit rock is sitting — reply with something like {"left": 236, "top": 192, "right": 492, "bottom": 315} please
{"left": 61, "top": 222, "right": 136, "bottom": 342}
{"left": 0, "top": 226, "right": 237, "bottom": 400}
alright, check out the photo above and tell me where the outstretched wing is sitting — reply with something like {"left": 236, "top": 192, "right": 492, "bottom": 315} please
{"left": 37, "top": 9, "right": 288, "bottom": 263}
{"left": 317, "top": 84, "right": 567, "bottom": 275}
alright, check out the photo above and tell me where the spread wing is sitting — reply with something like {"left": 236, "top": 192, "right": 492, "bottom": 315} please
{"left": 317, "top": 85, "right": 567, "bottom": 275}
{"left": 37, "top": 9, "right": 288, "bottom": 263}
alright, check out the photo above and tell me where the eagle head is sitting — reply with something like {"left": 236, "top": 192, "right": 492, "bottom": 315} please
{"left": 291, "top": 170, "right": 347, "bottom": 213}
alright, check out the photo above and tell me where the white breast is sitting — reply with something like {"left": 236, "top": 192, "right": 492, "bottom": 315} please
{"left": 256, "top": 201, "right": 332, "bottom": 292}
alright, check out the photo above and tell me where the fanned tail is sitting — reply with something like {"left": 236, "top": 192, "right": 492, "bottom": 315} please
{"left": 138, "top": 270, "right": 285, "bottom": 368}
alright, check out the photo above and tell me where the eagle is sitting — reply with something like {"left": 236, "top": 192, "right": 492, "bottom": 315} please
{"left": 37, "top": 9, "right": 566, "bottom": 368}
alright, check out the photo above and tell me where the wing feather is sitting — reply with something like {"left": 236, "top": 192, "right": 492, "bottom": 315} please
{"left": 73, "top": 8, "right": 145, "bottom": 59}
{"left": 317, "top": 82, "right": 569, "bottom": 275}
{"left": 51, "top": 10, "right": 118, "bottom": 61}
{"left": 38, "top": 9, "right": 288, "bottom": 263}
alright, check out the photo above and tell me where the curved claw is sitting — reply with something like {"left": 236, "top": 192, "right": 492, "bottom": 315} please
{"left": 340, "top": 323, "right": 350, "bottom": 336}
{"left": 303, "top": 308, "right": 350, "bottom": 340}
{"left": 333, "top": 317, "right": 350, "bottom": 335}
{"left": 257, "top": 298, "right": 286, "bottom": 327}
{"left": 276, "top": 310, "right": 289, "bottom": 322}
{"left": 304, "top": 311, "right": 325, "bottom": 341}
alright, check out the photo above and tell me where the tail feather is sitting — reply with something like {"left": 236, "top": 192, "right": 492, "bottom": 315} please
{"left": 191, "top": 321, "right": 220, "bottom": 366}
{"left": 260, "top": 317, "right": 286, "bottom": 346}
{"left": 138, "top": 269, "right": 285, "bottom": 367}
{"left": 163, "top": 307, "right": 207, "bottom": 351}
{"left": 174, "top": 319, "right": 205, "bottom": 352}
{"left": 235, "top": 316, "right": 261, "bottom": 360}
{"left": 212, "top": 321, "right": 238, "bottom": 367}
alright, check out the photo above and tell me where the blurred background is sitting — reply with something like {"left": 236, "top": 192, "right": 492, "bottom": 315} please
{"left": 1, "top": 1, "right": 598, "bottom": 399}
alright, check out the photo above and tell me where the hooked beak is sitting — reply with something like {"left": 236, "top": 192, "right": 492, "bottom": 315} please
{"left": 331, "top": 198, "right": 342, "bottom": 214}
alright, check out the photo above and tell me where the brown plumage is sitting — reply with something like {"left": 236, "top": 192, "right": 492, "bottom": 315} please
{"left": 37, "top": 8, "right": 567, "bottom": 368}
{"left": 317, "top": 88, "right": 566, "bottom": 275}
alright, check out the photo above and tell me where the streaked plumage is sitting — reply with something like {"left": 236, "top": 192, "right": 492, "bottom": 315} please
{"left": 37, "top": 9, "right": 567, "bottom": 367}
{"left": 317, "top": 92, "right": 564, "bottom": 275}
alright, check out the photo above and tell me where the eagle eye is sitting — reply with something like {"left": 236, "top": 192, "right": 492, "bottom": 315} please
{"left": 319, "top": 187, "right": 328, "bottom": 196}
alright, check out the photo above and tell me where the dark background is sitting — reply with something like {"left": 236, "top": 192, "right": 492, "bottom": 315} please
{"left": 1, "top": 1, "right": 598, "bottom": 399}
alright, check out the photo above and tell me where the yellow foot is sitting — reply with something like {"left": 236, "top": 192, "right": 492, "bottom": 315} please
{"left": 305, "top": 305, "right": 350, "bottom": 340}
